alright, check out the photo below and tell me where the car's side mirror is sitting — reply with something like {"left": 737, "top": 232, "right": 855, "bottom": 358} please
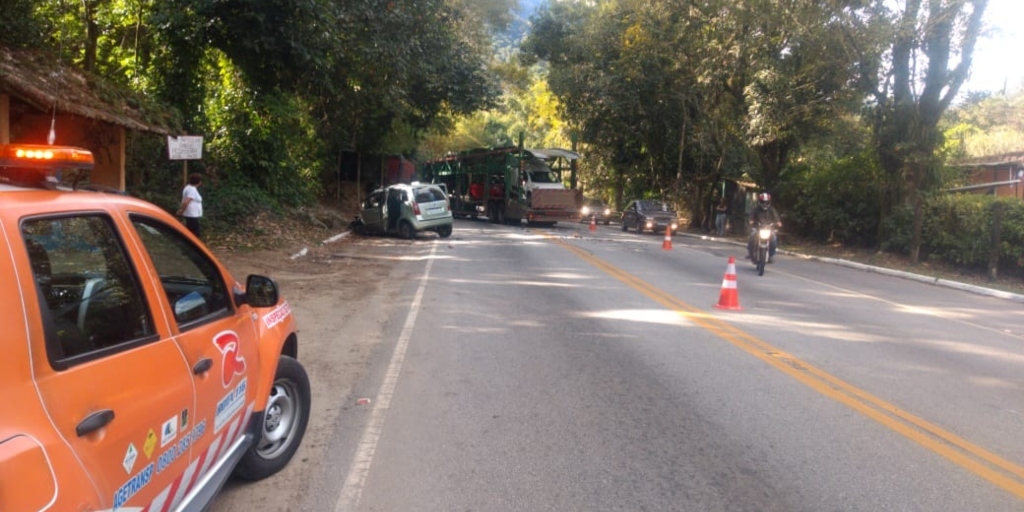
{"left": 234, "top": 274, "right": 280, "bottom": 308}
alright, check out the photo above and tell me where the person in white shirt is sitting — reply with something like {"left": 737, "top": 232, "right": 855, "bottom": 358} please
{"left": 177, "top": 173, "right": 204, "bottom": 239}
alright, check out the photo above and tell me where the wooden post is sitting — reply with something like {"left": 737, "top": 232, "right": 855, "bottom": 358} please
{"left": 570, "top": 132, "right": 578, "bottom": 190}
{"left": 0, "top": 94, "right": 9, "bottom": 144}
{"left": 988, "top": 201, "right": 1005, "bottom": 281}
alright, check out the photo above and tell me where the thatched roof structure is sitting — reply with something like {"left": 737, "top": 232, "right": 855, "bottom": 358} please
{"left": 0, "top": 46, "right": 178, "bottom": 135}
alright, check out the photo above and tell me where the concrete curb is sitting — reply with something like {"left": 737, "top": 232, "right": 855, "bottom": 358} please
{"left": 680, "top": 232, "right": 1024, "bottom": 304}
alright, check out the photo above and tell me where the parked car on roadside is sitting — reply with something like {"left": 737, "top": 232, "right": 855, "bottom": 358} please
{"left": 580, "top": 197, "right": 612, "bottom": 225}
{"left": 1, "top": 143, "right": 310, "bottom": 511}
{"left": 621, "top": 199, "right": 679, "bottom": 234}
{"left": 353, "top": 182, "right": 454, "bottom": 239}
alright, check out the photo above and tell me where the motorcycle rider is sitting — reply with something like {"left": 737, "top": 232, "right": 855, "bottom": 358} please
{"left": 747, "top": 192, "right": 781, "bottom": 263}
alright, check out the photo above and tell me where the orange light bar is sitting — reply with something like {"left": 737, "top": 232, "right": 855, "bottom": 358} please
{"left": 0, "top": 144, "right": 95, "bottom": 170}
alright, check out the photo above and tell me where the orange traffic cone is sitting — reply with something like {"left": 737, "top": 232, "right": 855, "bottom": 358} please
{"left": 662, "top": 225, "right": 672, "bottom": 250}
{"left": 589, "top": 215, "right": 597, "bottom": 231}
{"left": 714, "top": 256, "right": 742, "bottom": 310}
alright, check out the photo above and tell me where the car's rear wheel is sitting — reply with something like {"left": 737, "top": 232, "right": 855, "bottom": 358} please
{"left": 234, "top": 356, "right": 310, "bottom": 481}
{"left": 398, "top": 220, "right": 416, "bottom": 240}
{"left": 437, "top": 224, "right": 453, "bottom": 238}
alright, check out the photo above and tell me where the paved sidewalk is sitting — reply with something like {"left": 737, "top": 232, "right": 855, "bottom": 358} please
{"left": 681, "top": 231, "right": 1024, "bottom": 304}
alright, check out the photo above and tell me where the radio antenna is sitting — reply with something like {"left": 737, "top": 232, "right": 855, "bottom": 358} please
{"left": 48, "top": 0, "right": 70, "bottom": 145}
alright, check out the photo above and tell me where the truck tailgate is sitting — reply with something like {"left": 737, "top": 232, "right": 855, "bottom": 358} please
{"left": 530, "top": 189, "right": 580, "bottom": 210}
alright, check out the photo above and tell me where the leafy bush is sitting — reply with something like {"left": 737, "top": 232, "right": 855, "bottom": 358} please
{"left": 788, "top": 150, "right": 882, "bottom": 247}
{"left": 883, "top": 194, "right": 1024, "bottom": 274}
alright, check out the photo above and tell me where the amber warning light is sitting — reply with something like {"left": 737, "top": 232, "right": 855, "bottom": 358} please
{"left": 0, "top": 144, "right": 95, "bottom": 170}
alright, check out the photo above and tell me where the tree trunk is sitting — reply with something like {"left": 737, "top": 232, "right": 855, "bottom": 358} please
{"left": 755, "top": 139, "right": 790, "bottom": 192}
{"left": 82, "top": 0, "right": 103, "bottom": 74}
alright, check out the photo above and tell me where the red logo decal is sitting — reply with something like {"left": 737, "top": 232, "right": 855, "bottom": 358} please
{"left": 213, "top": 331, "right": 247, "bottom": 387}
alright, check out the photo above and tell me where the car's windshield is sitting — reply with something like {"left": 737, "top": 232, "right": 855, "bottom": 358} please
{"left": 638, "top": 200, "right": 672, "bottom": 212}
{"left": 523, "top": 157, "right": 560, "bottom": 184}
{"left": 528, "top": 170, "right": 559, "bottom": 183}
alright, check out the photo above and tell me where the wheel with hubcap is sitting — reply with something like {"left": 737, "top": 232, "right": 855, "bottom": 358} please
{"left": 233, "top": 356, "right": 311, "bottom": 481}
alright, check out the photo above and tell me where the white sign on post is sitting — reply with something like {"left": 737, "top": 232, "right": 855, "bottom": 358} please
{"left": 167, "top": 136, "right": 204, "bottom": 160}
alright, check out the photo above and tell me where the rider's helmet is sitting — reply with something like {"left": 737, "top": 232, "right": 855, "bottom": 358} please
{"left": 757, "top": 192, "right": 771, "bottom": 211}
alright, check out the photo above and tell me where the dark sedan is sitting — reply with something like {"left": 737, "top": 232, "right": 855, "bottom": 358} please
{"left": 580, "top": 198, "right": 612, "bottom": 225}
{"left": 621, "top": 199, "right": 679, "bottom": 234}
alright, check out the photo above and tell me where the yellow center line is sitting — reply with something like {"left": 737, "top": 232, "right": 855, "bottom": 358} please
{"left": 553, "top": 236, "right": 1024, "bottom": 499}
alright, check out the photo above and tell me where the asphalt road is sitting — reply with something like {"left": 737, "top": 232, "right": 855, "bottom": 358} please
{"left": 222, "top": 219, "right": 1024, "bottom": 511}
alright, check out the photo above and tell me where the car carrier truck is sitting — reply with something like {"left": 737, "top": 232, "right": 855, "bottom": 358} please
{"left": 420, "top": 139, "right": 583, "bottom": 226}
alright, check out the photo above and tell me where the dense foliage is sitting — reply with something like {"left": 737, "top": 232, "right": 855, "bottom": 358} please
{"left": 10, "top": 0, "right": 506, "bottom": 229}
{"left": 4, "top": 0, "right": 1023, "bottom": 275}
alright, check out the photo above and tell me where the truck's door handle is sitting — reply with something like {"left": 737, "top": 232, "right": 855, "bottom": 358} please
{"left": 76, "top": 409, "right": 115, "bottom": 437}
{"left": 193, "top": 357, "right": 213, "bottom": 375}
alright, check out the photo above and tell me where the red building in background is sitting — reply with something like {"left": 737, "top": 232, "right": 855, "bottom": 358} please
{"left": 954, "top": 152, "right": 1024, "bottom": 199}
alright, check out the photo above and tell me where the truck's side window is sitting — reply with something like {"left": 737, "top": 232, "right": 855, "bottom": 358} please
{"left": 130, "top": 216, "right": 231, "bottom": 329}
{"left": 23, "top": 215, "right": 154, "bottom": 364}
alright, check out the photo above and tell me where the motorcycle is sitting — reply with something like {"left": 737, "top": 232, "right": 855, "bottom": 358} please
{"left": 751, "top": 222, "right": 778, "bottom": 276}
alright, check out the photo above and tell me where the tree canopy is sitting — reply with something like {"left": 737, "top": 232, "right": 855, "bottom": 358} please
{"left": 4, "top": 0, "right": 1020, "bottom": 265}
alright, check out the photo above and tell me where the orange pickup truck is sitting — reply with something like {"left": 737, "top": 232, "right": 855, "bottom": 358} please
{"left": 0, "top": 144, "right": 310, "bottom": 511}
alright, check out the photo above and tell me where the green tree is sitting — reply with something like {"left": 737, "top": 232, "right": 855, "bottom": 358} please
{"left": 0, "top": 0, "right": 46, "bottom": 48}
{"left": 943, "top": 90, "right": 1024, "bottom": 158}
{"left": 859, "top": 0, "right": 989, "bottom": 262}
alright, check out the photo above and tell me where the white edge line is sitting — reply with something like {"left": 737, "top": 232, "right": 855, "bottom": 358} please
{"left": 334, "top": 242, "right": 437, "bottom": 512}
